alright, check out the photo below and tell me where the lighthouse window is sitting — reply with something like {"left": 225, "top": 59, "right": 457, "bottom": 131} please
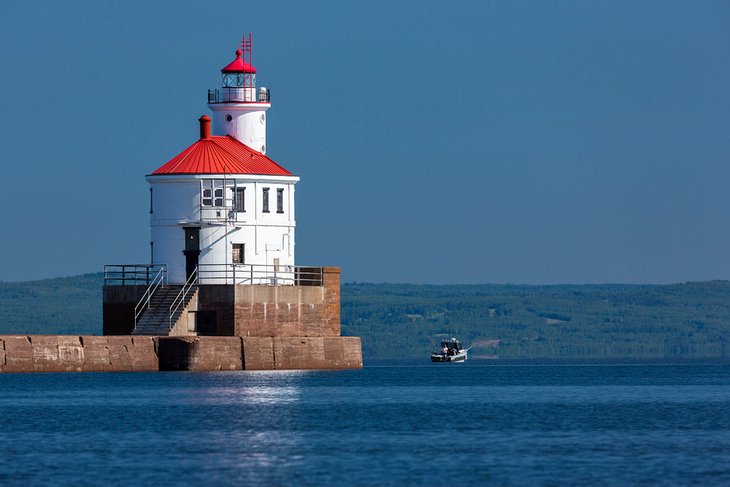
{"left": 234, "top": 187, "right": 246, "bottom": 212}
{"left": 232, "top": 244, "right": 245, "bottom": 264}
{"left": 226, "top": 114, "right": 233, "bottom": 122}
{"left": 262, "top": 187, "right": 270, "bottom": 213}
{"left": 202, "top": 179, "right": 224, "bottom": 207}
{"left": 277, "top": 188, "right": 284, "bottom": 213}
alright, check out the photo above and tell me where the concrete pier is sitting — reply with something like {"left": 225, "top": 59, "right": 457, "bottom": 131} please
{"left": 0, "top": 335, "right": 362, "bottom": 372}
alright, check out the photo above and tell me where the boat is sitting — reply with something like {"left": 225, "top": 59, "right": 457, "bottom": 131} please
{"left": 431, "top": 338, "right": 469, "bottom": 363}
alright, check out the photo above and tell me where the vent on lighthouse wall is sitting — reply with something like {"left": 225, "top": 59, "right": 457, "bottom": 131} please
{"left": 258, "top": 87, "right": 270, "bottom": 102}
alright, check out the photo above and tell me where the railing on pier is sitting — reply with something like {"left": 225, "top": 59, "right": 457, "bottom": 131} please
{"left": 104, "top": 264, "right": 167, "bottom": 286}
{"left": 197, "top": 264, "right": 323, "bottom": 286}
{"left": 104, "top": 264, "right": 323, "bottom": 287}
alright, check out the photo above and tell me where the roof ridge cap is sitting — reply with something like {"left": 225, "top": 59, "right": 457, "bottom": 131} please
{"left": 213, "top": 135, "right": 260, "bottom": 159}
{"left": 213, "top": 137, "right": 295, "bottom": 176}
{"left": 218, "top": 135, "right": 283, "bottom": 163}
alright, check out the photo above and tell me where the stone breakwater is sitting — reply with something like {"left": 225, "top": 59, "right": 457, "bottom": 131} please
{"left": 0, "top": 335, "right": 362, "bottom": 372}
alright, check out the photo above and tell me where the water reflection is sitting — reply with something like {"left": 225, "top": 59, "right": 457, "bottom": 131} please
{"left": 153, "top": 371, "right": 311, "bottom": 478}
{"left": 182, "top": 385, "right": 301, "bottom": 405}
{"left": 172, "top": 370, "right": 309, "bottom": 405}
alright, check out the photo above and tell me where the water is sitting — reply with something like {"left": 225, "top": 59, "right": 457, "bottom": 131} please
{"left": 1, "top": 363, "right": 730, "bottom": 486}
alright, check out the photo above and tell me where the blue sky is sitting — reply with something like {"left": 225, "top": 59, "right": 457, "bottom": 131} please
{"left": 0, "top": 0, "right": 728, "bottom": 284}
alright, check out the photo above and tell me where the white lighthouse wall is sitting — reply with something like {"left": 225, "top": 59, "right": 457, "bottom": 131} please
{"left": 148, "top": 175, "right": 297, "bottom": 285}
{"left": 150, "top": 180, "right": 200, "bottom": 222}
{"left": 209, "top": 103, "right": 270, "bottom": 154}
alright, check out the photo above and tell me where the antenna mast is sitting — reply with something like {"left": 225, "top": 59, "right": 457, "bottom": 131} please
{"left": 241, "top": 33, "right": 254, "bottom": 95}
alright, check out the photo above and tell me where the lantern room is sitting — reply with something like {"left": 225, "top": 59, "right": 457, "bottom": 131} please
{"left": 208, "top": 34, "right": 271, "bottom": 154}
{"left": 209, "top": 33, "right": 270, "bottom": 105}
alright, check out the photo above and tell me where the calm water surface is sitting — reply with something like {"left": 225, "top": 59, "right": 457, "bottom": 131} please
{"left": 1, "top": 363, "right": 729, "bottom": 486}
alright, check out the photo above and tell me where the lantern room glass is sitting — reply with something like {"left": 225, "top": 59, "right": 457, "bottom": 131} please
{"left": 222, "top": 73, "right": 255, "bottom": 88}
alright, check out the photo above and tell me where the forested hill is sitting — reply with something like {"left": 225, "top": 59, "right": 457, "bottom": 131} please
{"left": 341, "top": 282, "right": 730, "bottom": 361}
{"left": 1, "top": 274, "right": 729, "bottom": 362}
{"left": 0, "top": 273, "right": 102, "bottom": 335}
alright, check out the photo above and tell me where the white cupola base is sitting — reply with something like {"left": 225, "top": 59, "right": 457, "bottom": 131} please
{"left": 209, "top": 103, "right": 270, "bottom": 154}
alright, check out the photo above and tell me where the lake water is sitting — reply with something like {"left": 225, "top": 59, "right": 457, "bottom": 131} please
{"left": 1, "top": 363, "right": 729, "bottom": 486}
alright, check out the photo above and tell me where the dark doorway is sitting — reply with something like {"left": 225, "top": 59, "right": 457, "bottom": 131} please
{"left": 183, "top": 227, "right": 200, "bottom": 279}
{"left": 196, "top": 310, "right": 218, "bottom": 335}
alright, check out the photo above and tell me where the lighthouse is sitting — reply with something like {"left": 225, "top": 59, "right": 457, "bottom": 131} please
{"left": 146, "top": 35, "right": 298, "bottom": 285}
{"left": 102, "top": 36, "right": 361, "bottom": 371}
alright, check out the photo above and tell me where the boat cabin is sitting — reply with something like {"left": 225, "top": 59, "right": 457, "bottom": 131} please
{"left": 440, "top": 338, "right": 463, "bottom": 354}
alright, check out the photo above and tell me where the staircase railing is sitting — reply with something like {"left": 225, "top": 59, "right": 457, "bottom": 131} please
{"left": 169, "top": 267, "right": 199, "bottom": 330}
{"left": 133, "top": 266, "right": 167, "bottom": 328}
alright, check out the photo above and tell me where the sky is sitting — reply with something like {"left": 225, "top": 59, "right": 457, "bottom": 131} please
{"left": 0, "top": 0, "right": 729, "bottom": 284}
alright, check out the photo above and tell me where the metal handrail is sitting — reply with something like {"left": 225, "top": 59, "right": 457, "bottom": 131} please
{"left": 169, "top": 267, "right": 199, "bottom": 330}
{"left": 196, "top": 263, "right": 323, "bottom": 286}
{"left": 104, "top": 264, "right": 166, "bottom": 286}
{"left": 133, "top": 266, "right": 167, "bottom": 327}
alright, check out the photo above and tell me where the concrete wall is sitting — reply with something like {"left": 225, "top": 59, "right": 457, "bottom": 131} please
{"left": 0, "top": 335, "right": 362, "bottom": 372}
{"left": 233, "top": 267, "right": 341, "bottom": 337}
{"left": 158, "top": 336, "right": 243, "bottom": 371}
{"left": 0, "top": 336, "right": 158, "bottom": 372}
{"left": 103, "top": 285, "right": 148, "bottom": 335}
{"left": 197, "top": 285, "right": 236, "bottom": 335}
{"left": 169, "top": 289, "right": 199, "bottom": 337}
{"left": 158, "top": 336, "right": 362, "bottom": 371}
{"left": 242, "top": 336, "right": 362, "bottom": 370}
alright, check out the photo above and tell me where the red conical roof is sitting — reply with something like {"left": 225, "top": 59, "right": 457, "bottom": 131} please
{"left": 221, "top": 49, "right": 256, "bottom": 73}
{"left": 150, "top": 136, "right": 292, "bottom": 176}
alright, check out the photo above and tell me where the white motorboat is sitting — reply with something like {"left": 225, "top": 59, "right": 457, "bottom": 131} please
{"left": 431, "top": 338, "right": 469, "bottom": 363}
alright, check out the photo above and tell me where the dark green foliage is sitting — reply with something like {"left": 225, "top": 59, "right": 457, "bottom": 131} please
{"left": 341, "top": 281, "right": 730, "bottom": 361}
{"left": 0, "top": 273, "right": 102, "bottom": 335}
{"left": 1, "top": 275, "right": 729, "bottom": 361}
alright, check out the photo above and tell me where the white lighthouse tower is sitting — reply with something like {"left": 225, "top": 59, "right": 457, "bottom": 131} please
{"left": 146, "top": 36, "right": 298, "bottom": 285}
{"left": 208, "top": 34, "right": 270, "bottom": 154}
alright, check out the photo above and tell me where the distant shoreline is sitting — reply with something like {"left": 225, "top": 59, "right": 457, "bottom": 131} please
{"left": 366, "top": 357, "right": 730, "bottom": 367}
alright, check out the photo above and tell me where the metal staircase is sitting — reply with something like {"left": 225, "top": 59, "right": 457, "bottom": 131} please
{"left": 132, "top": 285, "right": 198, "bottom": 335}
{"left": 131, "top": 266, "right": 199, "bottom": 336}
